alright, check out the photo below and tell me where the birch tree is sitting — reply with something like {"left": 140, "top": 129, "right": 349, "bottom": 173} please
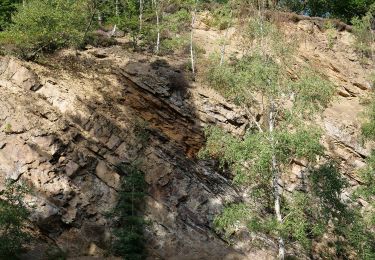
{"left": 219, "top": 9, "right": 232, "bottom": 66}
{"left": 153, "top": 0, "right": 160, "bottom": 53}
{"left": 202, "top": 18, "right": 335, "bottom": 259}
{"left": 190, "top": 0, "right": 197, "bottom": 78}
{"left": 139, "top": 0, "right": 143, "bottom": 31}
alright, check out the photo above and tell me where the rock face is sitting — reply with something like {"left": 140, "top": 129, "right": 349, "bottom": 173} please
{"left": 0, "top": 16, "right": 373, "bottom": 260}
{"left": 0, "top": 52, "right": 246, "bottom": 259}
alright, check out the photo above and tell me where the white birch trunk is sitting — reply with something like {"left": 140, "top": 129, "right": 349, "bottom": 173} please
{"left": 155, "top": 0, "right": 160, "bottom": 54}
{"left": 115, "top": 0, "right": 119, "bottom": 17}
{"left": 98, "top": 12, "right": 103, "bottom": 27}
{"left": 139, "top": 0, "right": 144, "bottom": 32}
{"left": 269, "top": 101, "right": 285, "bottom": 260}
{"left": 190, "top": 3, "right": 197, "bottom": 78}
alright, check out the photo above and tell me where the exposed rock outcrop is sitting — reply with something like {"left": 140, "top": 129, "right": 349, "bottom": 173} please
{"left": 0, "top": 52, "right": 247, "bottom": 259}
{"left": 0, "top": 15, "right": 373, "bottom": 260}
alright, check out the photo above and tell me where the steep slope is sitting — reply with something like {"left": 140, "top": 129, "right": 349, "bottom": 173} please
{"left": 0, "top": 51, "right": 246, "bottom": 259}
{"left": 0, "top": 14, "right": 374, "bottom": 259}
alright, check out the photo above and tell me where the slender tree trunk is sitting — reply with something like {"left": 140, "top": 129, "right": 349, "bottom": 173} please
{"left": 139, "top": 0, "right": 144, "bottom": 32}
{"left": 269, "top": 101, "right": 285, "bottom": 260}
{"left": 98, "top": 12, "right": 103, "bottom": 27}
{"left": 371, "top": 31, "right": 374, "bottom": 63}
{"left": 155, "top": 0, "right": 160, "bottom": 54}
{"left": 115, "top": 0, "right": 119, "bottom": 17}
{"left": 259, "top": 0, "right": 265, "bottom": 49}
{"left": 220, "top": 11, "right": 232, "bottom": 66}
{"left": 190, "top": 2, "right": 197, "bottom": 78}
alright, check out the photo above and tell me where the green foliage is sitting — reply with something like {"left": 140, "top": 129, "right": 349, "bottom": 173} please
{"left": 205, "top": 3, "right": 232, "bottom": 30}
{"left": 206, "top": 58, "right": 333, "bottom": 117}
{"left": 3, "top": 123, "right": 12, "bottom": 133}
{"left": 159, "top": 9, "right": 191, "bottom": 53}
{"left": 202, "top": 7, "right": 335, "bottom": 255}
{"left": 282, "top": 192, "right": 314, "bottom": 250}
{"left": 161, "top": 36, "right": 189, "bottom": 54}
{"left": 339, "top": 211, "right": 375, "bottom": 260}
{"left": 355, "top": 62, "right": 375, "bottom": 259}
{"left": 351, "top": 10, "right": 374, "bottom": 58}
{"left": 370, "top": 72, "right": 375, "bottom": 87}
{"left": 213, "top": 203, "right": 251, "bottom": 239}
{"left": 241, "top": 17, "right": 296, "bottom": 60}
{"left": 214, "top": 163, "right": 374, "bottom": 257}
{"left": 0, "top": 182, "right": 30, "bottom": 259}
{"left": 84, "top": 32, "right": 118, "bottom": 48}
{"left": 361, "top": 100, "right": 375, "bottom": 140}
{"left": 133, "top": 118, "right": 150, "bottom": 146}
{"left": 0, "top": 0, "right": 90, "bottom": 58}
{"left": 0, "top": 0, "right": 22, "bottom": 31}
{"left": 330, "top": 0, "right": 374, "bottom": 23}
{"left": 278, "top": 0, "right": 305, "bottom": 14}
{"left": 310, "top": 163, "right": 348, "bottom": 221}
{"left": 206, "top": 54, "right": 285, "bottom": 105}
{"left": 279, "top": 0, "right": 374, "bottom": 22}
{"left": 162, "top": 8, "right": 191, "bottom": 33}
{"left": 355, "top": 151, "right": 375, "bottom": 202}
{"left": 324, "top": 21, "right": 337, "bottom": 49}
{"left": 200, "top": 124, "right": 324, "bottom": 190}
{"left": 112, "top": 164, "right": 147, "bottom": 260}
{"left": 290, "top": 71, "right": 335, "bottom": 116}
{"left": 113, "top": 0, "right": 141, "bottom": 43}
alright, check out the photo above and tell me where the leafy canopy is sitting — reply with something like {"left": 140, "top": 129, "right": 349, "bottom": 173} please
{"left": 0, "top": 0, "right": 91, "bottom": 58}
{"left": 0, "top": 182, "right": 30, "bottom": 259}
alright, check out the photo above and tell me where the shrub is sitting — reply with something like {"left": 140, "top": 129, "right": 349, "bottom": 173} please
{"left": 111, "top": 164, "right": 147, "bottom": 260}
{"left": 324, "top": 21, "right": 336, "bottom": 49}
{"left": 361, "top": 100, "right": 375, "bottom": 140}
{"left": 0, "top": 182, "right": 30, "bottom": 258}
{"left": 0, "top": 0, "right": 21, "bottom": 31}
{"left": 84, "top": 32, "right": 118, "bottom": 48}
{"left": 0, "top": 0, "right": 91, "bottom": 59}
{"left": 351, "top": 11, "right": 374, "bottom": 58}
{"left": 3, "top": 123, "right": 12, "bottom": 134}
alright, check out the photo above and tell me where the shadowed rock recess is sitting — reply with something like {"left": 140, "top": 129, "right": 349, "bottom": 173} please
{"left": 0, "top": 52, "right": 247, "bottom": 259}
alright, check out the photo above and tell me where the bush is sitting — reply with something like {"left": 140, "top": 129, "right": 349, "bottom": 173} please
{"left": 84, "top": 32, "right": 118, "bottom": 48}
{"left": 361, "top": 100, "right": 375, "bottom": 140}
{"left": 351, "top": 12, "right": 374, "bottom": 58}
{"left": 0, "top": 0, "right": 91, "bottom": 59}
{"left": 0, "top": 0, "right": 22, "bottom": 31}
{"left": 111, "top": 164, "right": 147, "bottom": 260}
{"left": 0, "top": 182, "right": 30, "bottom": 259}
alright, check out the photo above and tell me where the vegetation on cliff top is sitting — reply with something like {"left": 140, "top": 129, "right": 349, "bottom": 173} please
{"left": 0, "top": 0, "right": 373, "bottom": 59}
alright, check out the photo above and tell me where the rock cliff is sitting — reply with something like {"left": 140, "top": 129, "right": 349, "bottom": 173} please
{"left": 0, "top": 16, "right": 373, "bottom": 259}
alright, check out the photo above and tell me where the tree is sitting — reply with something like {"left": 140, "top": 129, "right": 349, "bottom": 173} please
{"left": 202, "top": 16, "right": 335, "bottom": 259}
{"left": 279, "top": 0, "right": 374, "bottom": 22}
{"left": 0, "top": 0, "right": 22, "bottom": 31}
{"left": 111, "top": 164, "right": 147, "bottom": 260}
{"left": 0, "top": 182, "right": 30, "bottom": 258}
{"left": 0, "top": 0, "right": 92, "bottom": 59}
{"left": 351, "top": 4, "right": 375, "bottom": 60}
{"left": 190, "top": 0, "right": 197, "bottom": 77}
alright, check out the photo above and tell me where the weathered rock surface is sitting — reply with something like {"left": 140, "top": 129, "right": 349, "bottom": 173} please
{"left": 0, "top": 52, "right": 247, "bottom": 259}
{"left": 0, "top": 15, "right": 373, "bottom": 260}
